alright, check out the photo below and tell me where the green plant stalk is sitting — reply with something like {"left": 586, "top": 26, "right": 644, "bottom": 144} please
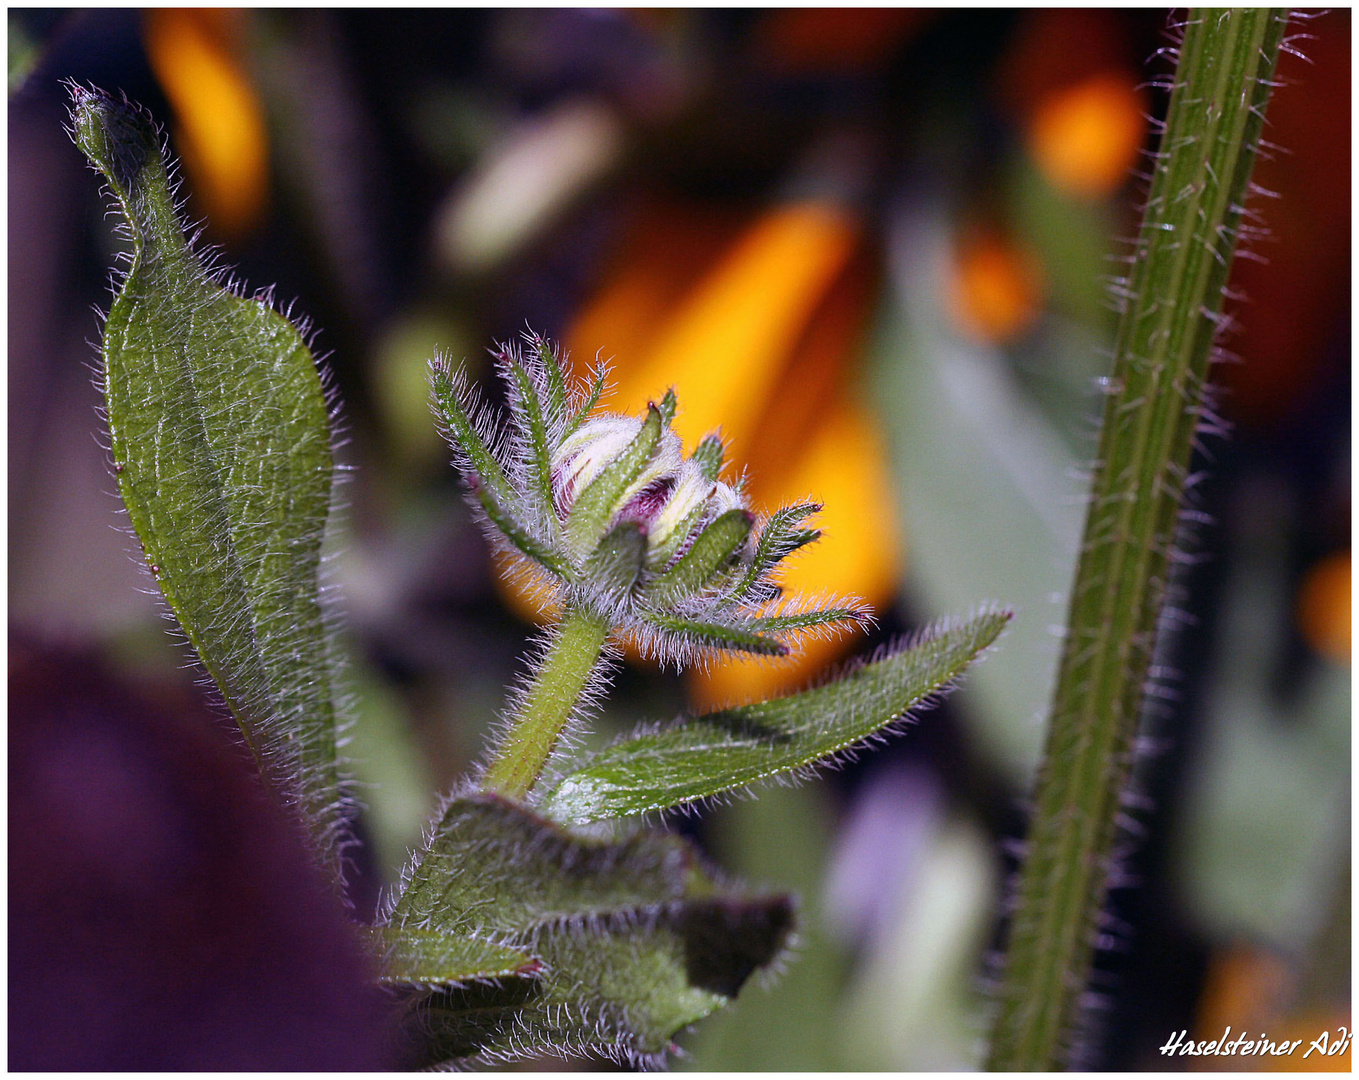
{"left": 481, "top": 605, "right": 612, "bottom": 799}
{"left": 987, "top": 9, "right": 1288, "bottom": 1070}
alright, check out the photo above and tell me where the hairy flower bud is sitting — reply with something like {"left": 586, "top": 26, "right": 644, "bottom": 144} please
{"left": 432, "top": 333, "right": 868, "bottom": 663}
{"left": 552, "top": 416, "right": 749, "bottom": 570}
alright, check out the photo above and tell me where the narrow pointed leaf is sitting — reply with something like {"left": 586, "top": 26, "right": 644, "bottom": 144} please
{"left": 386, "top": 795, "right": 792, "bottom": 1066}
{"left": 750, "top": 606, "right": 869, "bottom": 635}
{"left": 657, "top": 386, "right": 678, "bottom": 426}
{"left": 465, "top": 474, "right": 570, "bottom": 577}
{"left": 640, "top": 612, "right": 791, "bottom": 657}
{"left": 70, "top": 86, "right": 346, "bottom": 882}
{"left": 543, "top": 610, "right": 1011, "bottom": 824}
{"left": 646, "top": 508, "right": 753, "bottom": 606}
{"left": 565, "top": 404, "right": 662, "bottom": 560}
{"left": 731, "top": 502, "right": 822, "bottom": 600}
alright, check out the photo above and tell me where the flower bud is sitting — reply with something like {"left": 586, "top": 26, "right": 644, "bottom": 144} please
{"left": 551, "top": 413, "right": 746, "bottom": 569}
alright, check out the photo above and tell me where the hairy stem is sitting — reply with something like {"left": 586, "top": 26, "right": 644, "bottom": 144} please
{"left": 987, "top": 9, "right": 1289, "bottom": 1070}
{"left": 481, "top": 605, "right": 612, "bottom": 800}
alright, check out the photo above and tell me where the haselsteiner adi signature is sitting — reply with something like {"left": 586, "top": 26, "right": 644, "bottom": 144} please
{"left": 1160, "top": 1026, "right": 1351, "bottom": 1061}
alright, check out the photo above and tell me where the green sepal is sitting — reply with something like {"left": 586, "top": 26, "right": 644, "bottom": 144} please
{"left": 565, "top": 403, "right": 662, "bottom": 561}
{"left": 563, "top": 361, "right": 607, "bottom": 439}
{"left": 645, "top": 508, "right": 753, "bottom": 606}
{"left": 639, "top": 612, "right": 791, "bottom": 656}
{"left": 466, "top": 473, "right": 571, "bottom": 578}
{"left": 749, "top": 606, "right": 868, "bottom": 635}
{"left": 499, "top": 350, "right": 558, "bottom": 533}
{"left": 581, "top": 520, "right": 647, "bottom": 603}
{"left": 385, "top": 794, "right": 792, "bottom": 1066}
{"left": 430, "top": 361, "right": 518, "bottom": 517}
{"left": 532, "top": 333, "right": 569, "bottom": 423}
{"left": 542, "top": 610, "right": 1012, "bottom": 824}
{"left": 692, "top": 434, "right": 725, "bottom": 482}
{"left": 657, "top": 387, "right": 678, "bottom": 427}
{"left": 732, "top": 502, "right": 822, "bottom": 600}
{"left": 71, "top": 85, "right": 346, "bottom": 883}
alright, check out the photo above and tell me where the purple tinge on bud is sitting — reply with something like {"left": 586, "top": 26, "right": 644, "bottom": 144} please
{"left": 614, "top": 476, "right": 675, "bottom": 529}
{"left": 550, "top": 411, "right": 748, "bottom": 565}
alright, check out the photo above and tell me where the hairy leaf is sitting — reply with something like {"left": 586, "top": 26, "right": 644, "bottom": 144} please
{"left": 70, "top": 85, "right": 346, "bottom": 881}
{"left": 498, "top": 347, "right": 559, "bottom": 531}
{"left": 366, "top": 926, "right": 540, "bottom": 987}
{"left": 542, "top": 610, "right": 1011, "bottom": 824}
{"left": 385, "top": 794, "right": 792, "bottom": 1066}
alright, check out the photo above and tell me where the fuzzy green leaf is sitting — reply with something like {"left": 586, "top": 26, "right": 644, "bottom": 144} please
{"left": 564, "top": 403, "right": 662, "bottom": 560}
{"left": 430, "top": 361, "right": 517, "bottom": 518}
{"left": 366, "top": 926, "right": 540, "bottom": 986}
{"left": 532, "top": 333, "right": 569, "bottom": 423}
{"left": 657, "top": 387, "right": 678, "bottom": 426}
{"left": 70, "top": 85, "right": 346, "bottom": 882}
{"left": 543, "top": 610, "right": 1011, "bottom": 824}
{"left": 386, "top": 795, "right": 792, "bottom": 1066}
{"left": 563, "top": 360, "right": 606, "bottom": 439}
{"left": 646, "top": 508, "right": 753, "bottom": 606}
{"left": 749, "top": 606, "right": 868, "bottom": 635}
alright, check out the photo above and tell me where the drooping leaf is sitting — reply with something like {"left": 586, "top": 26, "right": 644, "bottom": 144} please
{"left": 384, "top": 794, "right": 792, "bottom": 1066}
{"left": 582, "top": 519, "right": 647, "bottom": 602}
{"left": 542, "top": 609, "right": 1011, "bottom": 825}
{"left": 70, "top": 84, "right": 346, "bottom": 881}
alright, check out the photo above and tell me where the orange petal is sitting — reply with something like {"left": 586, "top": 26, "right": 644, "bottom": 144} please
{"left": 603, "top": 201, "right": 859, "bottom": 463}
{"left": 143, "top": 9, "right": 269, "bottom": 238}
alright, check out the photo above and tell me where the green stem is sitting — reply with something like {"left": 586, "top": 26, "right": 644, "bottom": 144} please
{"left": 987, "top": 10, "right": 1288, "bottom": 1070}
{"left": 481, "top": 605, "right": 612, "bottom": 800}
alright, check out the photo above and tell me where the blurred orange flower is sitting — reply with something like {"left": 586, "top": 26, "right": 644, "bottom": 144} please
{"left": 143, "top": 9, "right": 269, "bottom": 238}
